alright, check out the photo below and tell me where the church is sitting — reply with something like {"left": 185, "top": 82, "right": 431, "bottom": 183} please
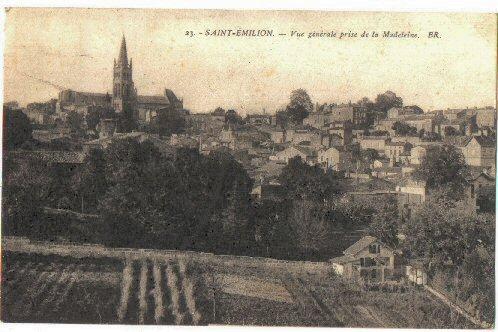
{"left": 57, "top": 36, "right": 186, "bottom": 125}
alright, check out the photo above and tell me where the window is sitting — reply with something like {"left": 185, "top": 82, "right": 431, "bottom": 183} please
{"left": 369, "top": 244, "right": 380, "bottom": 254}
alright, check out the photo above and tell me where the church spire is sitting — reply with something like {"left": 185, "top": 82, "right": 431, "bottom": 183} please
{"left": 118, "top": 35, "right": 128, "bottom": 66}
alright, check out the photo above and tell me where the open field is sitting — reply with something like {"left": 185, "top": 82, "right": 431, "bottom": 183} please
{"left": 1, "top": 237, "right": 477, "bottom": 327}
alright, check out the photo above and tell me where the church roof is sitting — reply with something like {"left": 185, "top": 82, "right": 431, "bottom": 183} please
{"left": 137, "top": 95, "right": 170, "bottom": 105}
{"left": 165, "top": 89, "right": 180, "bottom": 104}
{"left": 118, "top": 36, "right": 128, "bottom": 66}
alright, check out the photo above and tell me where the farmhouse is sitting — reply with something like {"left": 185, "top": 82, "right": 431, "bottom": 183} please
{"left": 330, "top": 236, "right": 399, "bottom": 283}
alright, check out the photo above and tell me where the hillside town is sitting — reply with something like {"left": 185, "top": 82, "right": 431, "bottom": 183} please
{"left": 3, "top": 36, "right": 496, "bottom": 327}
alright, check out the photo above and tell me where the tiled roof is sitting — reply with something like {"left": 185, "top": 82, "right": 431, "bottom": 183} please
{"left": 472, "top": 136, "right": 495, "bottom": 148}
{"left": 137, "top": 95, "right": 170, "bottom": 105}
{"left": 443, "top": 136, "right": 471, "bottom": 147}
{"left": 293, "top": 145, "right": 318, "bottom": 157}
{"left": 343, "top": 236, "right": 377, "bottom": 255}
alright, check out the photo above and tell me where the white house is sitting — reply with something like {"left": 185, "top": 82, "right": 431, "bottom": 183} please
{"left": 317, "top": 146, "right": 348, "bottom": 171}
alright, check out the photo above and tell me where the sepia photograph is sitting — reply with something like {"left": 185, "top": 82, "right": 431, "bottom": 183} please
{"left": 1, "top": 7, "right": 496, "bottom": 329}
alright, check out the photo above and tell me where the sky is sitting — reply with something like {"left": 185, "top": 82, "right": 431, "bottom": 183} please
{"left": 3, "top": 9, "right": 497, "bottom": 114}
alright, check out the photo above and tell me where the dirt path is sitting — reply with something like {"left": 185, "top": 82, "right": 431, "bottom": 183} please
{"left": 424, "top": 285, "right": 489, "bottom": 328}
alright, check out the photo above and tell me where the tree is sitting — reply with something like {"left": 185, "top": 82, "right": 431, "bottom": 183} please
{"left": 279, "top": 156, "right": 342, "bottom": 201}
{"left": 149, "top": 107, "right": 186, "bottom": 137}
{"left": 402, "top": 195, "right": 495, "bottom": 324}
{"left": 212, "top": 107, "right": 225, "bottom": 116}
{"left": 368, "top": 207, "right": 399, "bottom": 248}
{"left": 72, "top": 148, "right": 108, "bottom": 213}
{"left": 225, "top": 109, "right": 243, "bottom": 125}
{"left": 375, "top": 91, "right": 403, "bottom": 114}
{"left": 117, "top": 108, "right": 137, "bottom": 133}
{"left": 2, "top": 156, "right": 51, "bottom": 237}
{"left": 219, "top": 181, "right": 252, "bottom": 254}
{"left": 99, "top": 139, "right": 255, "bottom": 253}
{"left": 3, "top": 107, "right": 33, "bottom": 150}
{"left": 423, "top": 131, "right": 442, "bottom": 142}
{"left": 283, "top": 89, "right": 313, "bottom": 125}
{"left": 288, "top": 200, "right": 329, "bottom": 257}
{"left": 413, "top": 144, "right": 470, "bottom": 198}
{"left": 357, "top": 97, "right": 376, "bottom": 127}
{"left": 86, "top": 106, "right": 116, "bottom": 131}
{"left": 66, "top": 111, "right": 85, "bottom": 136}
{"left": 362, "top": 148, "right": 380, "bottom": 166}
{"left": 392, "top": 121, "right": 417, "bottom": 136}
{"left": 444, "top": 126, "right": 459, "bottom": 137}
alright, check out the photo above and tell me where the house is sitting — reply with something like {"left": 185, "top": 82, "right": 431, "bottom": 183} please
{"left": 83, "top": 131, "right": 175, "bottom": 156}
{"left": 250, "top": 182, "right": 285, "bottom": 202}
{"left": 285, "top": 126, "right": 323, "bottom": 147}
{"left": 374, "top": 118, "right": 397, "bottom": 136}
{"left": 469, "top": 169, "right": 496, "bottom": 212}
{"left": 387, "top": 106, "right": 423, "bottom": 119}
{"left": 330, "top": 236, "right": 399, "bottom": 283}
{"left": 274, "top": 145, "right": 318, "bottom": 165}
{"left": 246, "top": 114, "right": 272, "bottom": 126}
{"left": 372, "top": 158, "right": 390, "bottom": 169}
{"left": 460, "top": 136, "right": 496, "bottom": 169}
{"left": 303, "top": 111, "right": 329, "bottom": 129}
{"left": 359, "top": 136, "right": 389, "bottom": 154}
{"left": 327, "top": 121, "right": 353, "bottom": 145}
{"left": 325, "top": 103, "right": 367, "bottom": 126}
{"left": 410, "top": 145, "right": 427, "bottom": 165}
{"left": 396, "top": 180, "right": 427, "bottom": 220}
{"left": 403, "top": 115, "right": 435, "bottom": 133}
{"left": 405, "top": 260, "right": 428, "bottom": 285}
{"left": 474, "top": 108, "right": 496, "bottom": 128}
{"left": 371, "top": 166, "right": 402, "bottom": 179}
{"left": 385, "top": 141, "right": 411, "bottom": 165}
{"left": 269, "top": 129, "right": 286, "bottom": 144}
{"left": 317, "top": 146, "right": 349, "bottom": 171}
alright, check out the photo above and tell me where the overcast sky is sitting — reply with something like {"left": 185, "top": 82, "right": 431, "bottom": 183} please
{"left": 3, "top": 9, "right": 497, "bottom": 114}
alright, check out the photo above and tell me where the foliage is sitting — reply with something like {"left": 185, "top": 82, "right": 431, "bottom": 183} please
{"left": 362, "top": 148, "right": 380, "bottom": 165}
{"left": 211, "top": 107, "right": 225, "bottom": 116}
{"left": 225, "top": 109, "right": 244, "bottom": 125}
{"left": 279, "top": 156, "right": 342, "bottom": 201}
{"left": 367, "top": 206, "right": 399, "bottom": 248}
{"left": 392, "top": 121, "right": 417, "bottom": 136}
{"left": 117, "top": 108, "right": 138, "bottom": 133}
{"left": 403, "top": 195, "right": 495, "bottom": 323}
{"left": 402, "top": 196, "right": 493, "bottom": 267}
{"left": 288, "top": 200, "right": 329, "bottom": 254}
{"left": 444, "top": 126, "right": 459, "bottom": 137}
{"left": 374, "top": 91, "right": 403, "bottom": 114}
{"left": 149, "top": 107, "right": 186, "bottom": 137}
{"left": 85, "top": 106, "right": 116, "bottom": 131}
{"left": 2, "top": 156, "right": 51, "bottom": 237}
{"left": 72, "top": 148, "right": 108, "bottom": 212}
{"left": 97, "top": 140, "right": 254, "bottom": 253}
{"left": 3, "top": 107, "right": 33, "bottom": 150}
{"left": 278, "top": 89, "right": 313, "bottom": 126}
{"left": 422, "top": 131, "right": 442, "bottom": 142}
{"left": 66, "top": 111, "right": 85, "bottom": 136}
{"left": 26, "top": 99, "right": 57, "bottom": 113}
{"left": 413, "top": 144, "right": 470, "bottom": 198}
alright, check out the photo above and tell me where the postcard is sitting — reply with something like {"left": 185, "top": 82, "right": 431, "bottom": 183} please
{"left": 1, "top": 8, "right": 496, "bottom": 329}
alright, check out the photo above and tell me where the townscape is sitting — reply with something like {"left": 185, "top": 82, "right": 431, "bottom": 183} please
{"left": 2, "top": 36, "right": 496, "bottom": 328}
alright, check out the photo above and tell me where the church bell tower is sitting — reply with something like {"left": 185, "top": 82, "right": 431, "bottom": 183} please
{"left": 112, "top": 36, "right": 136, "bottom": 113}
